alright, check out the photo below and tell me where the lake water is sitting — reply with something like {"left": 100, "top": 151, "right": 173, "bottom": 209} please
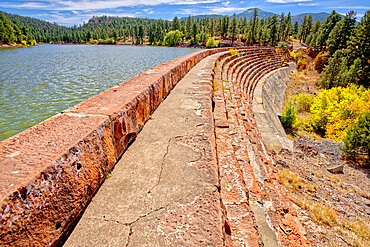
{"left": 0, "top": 44, "right": 200, "bottom": 141}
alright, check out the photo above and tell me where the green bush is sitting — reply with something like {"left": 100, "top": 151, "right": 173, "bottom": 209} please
{"left": 164, "top": 30, "right": 183, "bottom": 46}
{"left": 98, "top": 38, "right": 116, "bottom": 44}
{"left": 206, "top": 37, "right": 218, "bottom": 48}
{"left": 280, "top": 103, "right": 297, "bottom": 131}
{"left": 342, "top": 112, "right": 370, "bottom": 165}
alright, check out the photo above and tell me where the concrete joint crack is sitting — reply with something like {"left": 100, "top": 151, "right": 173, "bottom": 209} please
{"left": 147, "top": 138, "right": 172, "bottom": 194}
{"left": 124, "top": 205, "right": 168, "bottom": 247}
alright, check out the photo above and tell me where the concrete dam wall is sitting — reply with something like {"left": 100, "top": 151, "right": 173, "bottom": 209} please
{"left": 253, "top": 62, "right": 296, "bottom": 152}
{"left": 0, "top": 47, "right": 306, "bottom": 246}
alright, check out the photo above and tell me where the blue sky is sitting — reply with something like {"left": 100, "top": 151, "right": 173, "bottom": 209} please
{"left": 0, "top": 0, "right": 368, "bottom": 26}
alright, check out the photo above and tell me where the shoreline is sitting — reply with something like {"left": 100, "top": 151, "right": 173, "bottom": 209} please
{"left": 0, "top": 44, "right": 34, "bottom": 48}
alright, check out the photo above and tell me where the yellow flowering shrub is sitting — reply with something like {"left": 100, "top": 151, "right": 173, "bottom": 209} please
{"left": 310, "top": 84, "right": 370, "bottom": 141}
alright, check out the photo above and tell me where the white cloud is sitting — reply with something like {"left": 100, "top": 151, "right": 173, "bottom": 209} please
{"left": 0, "top": 0, "right": 221, "bottom": 11}
{"left": 34, "top": 11, "right": 136, "bottom": 25}
{"left": 331, "top": 6, "right": 370, "bottom": 10}
{"left": 143, "top": 9, "right": 155, "bottom": 14}
{"left": 207, "top": 6, "right": 248, "bottom": 14}
{"left": 174, "top": 9, "right": 209, "bottom": 15}
{"left": 298, "top": 3, "right": 317, "bottom": 6}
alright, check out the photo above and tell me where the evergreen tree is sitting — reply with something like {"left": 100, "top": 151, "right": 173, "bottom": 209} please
{"left": 251, "top": 8, "right": 259, "bottom": 43}
{"left": 279, "top": 12, "right": 286, "bottom": 41}
{"left": 315, "top": 10, "right": 342, "bottom": 51}
{"left": 191, "top": 21, "right": 198, "bottom": 42}
{"left": 312, "top": 19, "right": 321, "bottom": 34}
{"left": 216, "top": 17, "right": 222, "bottom": 35}
{"left": 343, "top": 112, "right": 370, "bottom": 164}
{"left": 172, "top": 16, "right": 180, "bottom": 31}
{"left": 239, "top": 17, "right": 246, "bottom": 34}
{"left": 185, "top": 16, "right": 192, "bottom": 39}
{"left": 229, "top": 14, "right": 238, "bottom": 44}
{"left": 0, "top": 13, "right": 30, "bottom": 44}
{"left": 284, "top": 12, "right": 292, "bottom": 39}
{"left": 327, "top": 11, "right": 356, "bottom": 54}
{"left": 346, "top": 10, "right": 370, "bottom": 87}
{"left": 268, "top": 14, "right": 278, "bottom": 45}
{"left": 319, "top": 50, "right": 349, "bottom": 88}
{"left": 298, "top": 15, "right": 313, "bottom": 43}
{"left": 293, "top": 21, "right": 299, "bottom": 36}
{"left": 209, "top": 18, "right": 215, "bottom": 37}
{"left": 138, "top": 25, "right": 144, "bottom": 44}
{"left": 221, "top": 15, "right": 229, "bottom": 37}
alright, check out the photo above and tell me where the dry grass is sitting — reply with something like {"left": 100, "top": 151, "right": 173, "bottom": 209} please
{"left": 309, "top": 201, "right": 338, "bottom": 226}
{"left": 291, "top": 195, "right": 370, "bottom": 246}
{"left": 279, "top": 168, "right": 305, "bottom": 189}
{"left": 279, "top": 168, "right": 315, "bottom": 192}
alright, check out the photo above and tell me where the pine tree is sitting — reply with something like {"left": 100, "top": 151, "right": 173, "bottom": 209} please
{"left": 343, "top": 112, "right": 370, "bottom": 164}
{"left": 319, "top": 50, "right": 349, "bottom": 88}
{"left": 315, "top": 10, "right": 342, "bottom": 51}
{"left": 284, "top": 12, "right": 292, "bottom": 39}
{"left": 327, "top": 11, "right": 356, "bottom": 55}
{"left": 172, "top": 16, "right": 180, "bottom": 31}
{"left": 298, "top": 15, "right": 313, "bottom": 43}
{"left": 251, "top": 8, "right": 259, "bottom": 43}
{"left": 346, "top": 10, "right": 370, "bottom": 87}
{"left": 191, "top": 21, "right": 198, "bottom": 42}
{"left": 279, "top": 12, "right": 286, "bottom": 41}
{"left": 268, "top": 14, "right": 278, "bottom": 45}
{"left": 293, "top": 21, "right": 299, "bottom": 36}
{"left": 229, "top": 13, "right": 238, "bottom": 44}
{"left": 221, "top": 16, "right": 229, "bottom": 37}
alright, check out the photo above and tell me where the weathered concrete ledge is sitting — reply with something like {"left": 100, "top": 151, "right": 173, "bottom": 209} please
{"left": 252, "top": 62, "right": 296, "bottom": 152}
{"left": 0, "top": 47, "right": 233, "bottom": 246}
{"left": 64, "top": 53, "right": 227, "bottom": 247}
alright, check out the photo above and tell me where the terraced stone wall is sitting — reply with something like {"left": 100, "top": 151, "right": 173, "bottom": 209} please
{"left": 212, "top": 48, "right": 308, "bottom": 246}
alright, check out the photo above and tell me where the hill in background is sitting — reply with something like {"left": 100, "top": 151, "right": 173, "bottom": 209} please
{"left": 181, "top": 8, "right": 331, "bottom": 23}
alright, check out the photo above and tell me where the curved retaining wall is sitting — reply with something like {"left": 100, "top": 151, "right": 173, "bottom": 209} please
{"left": 252, "top": 62, "right": 296, "bottom": 152}
{"left": 0, "top": 47, "right": 233, "bottom": 246}
{"left": 212, "top": 49, "right": 308, "bottom": 247}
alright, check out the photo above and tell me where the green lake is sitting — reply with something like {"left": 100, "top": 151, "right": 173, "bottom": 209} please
{"left": 0, "top": 44, "right": 200, "bottom": 141}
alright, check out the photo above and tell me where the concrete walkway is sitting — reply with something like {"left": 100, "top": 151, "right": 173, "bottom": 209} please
{"left": 64, "top": 54, "right": 225, "bottom": 246}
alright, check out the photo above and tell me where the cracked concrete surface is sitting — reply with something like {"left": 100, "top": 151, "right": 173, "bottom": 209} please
{"left": 64, "top": 54, "right": 224, "bottom": 246}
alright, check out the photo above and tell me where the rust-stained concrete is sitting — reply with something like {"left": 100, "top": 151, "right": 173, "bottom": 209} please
{"left": 0, "top": 114, "right": 116, "bottom": 246}
{"left": 64, "top": 54, "right": 225, "bottom": 247}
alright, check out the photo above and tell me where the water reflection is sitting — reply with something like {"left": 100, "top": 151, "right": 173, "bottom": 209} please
{"left": 0, "top": 44, "right": 200, "bottom": 141}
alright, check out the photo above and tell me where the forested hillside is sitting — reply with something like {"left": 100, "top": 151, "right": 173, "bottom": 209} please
{"left": 1, "top": 9, "right": 296, "bottom": 47}
{"left": 0, "top": 13, "right": 35, "bottom": 45}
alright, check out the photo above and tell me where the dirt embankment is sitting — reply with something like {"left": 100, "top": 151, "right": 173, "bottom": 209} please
{"left": 273, "top": 139, "right": 369, "bottom": 246}
{"left": 275, "top": 49, "right": 370, "bottom": 246}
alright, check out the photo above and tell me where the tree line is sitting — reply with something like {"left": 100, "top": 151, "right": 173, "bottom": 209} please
{"left": 2, "top": 9, "right": 297, "bottom": 46}
{"left": 0, "top": 13, "right": 35, "bottom": 45}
